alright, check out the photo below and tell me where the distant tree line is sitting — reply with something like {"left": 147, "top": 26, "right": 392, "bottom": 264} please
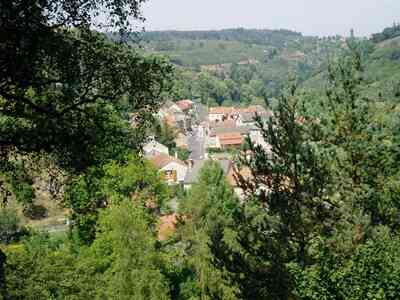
{"left": 141, "top": 28, "right": 302, "bottom": 47}
{"left": 372, "top": 22, "right": 400, "bottom": 43}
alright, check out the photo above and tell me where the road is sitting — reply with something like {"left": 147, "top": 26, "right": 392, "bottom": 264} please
{"left": 188, "top": 126, "right": 206, "bottom": 160}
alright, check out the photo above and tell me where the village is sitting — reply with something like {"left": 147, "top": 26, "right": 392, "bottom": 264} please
{"left": 142, "top": 99, "right": 272, "bottom": 201}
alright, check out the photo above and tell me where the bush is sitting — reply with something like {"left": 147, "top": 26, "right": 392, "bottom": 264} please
{"left": 23, "top": 204, "right": 48, "bottom": 220}
{"left": 0, "top": 208, "right": 28, "bottom": 244}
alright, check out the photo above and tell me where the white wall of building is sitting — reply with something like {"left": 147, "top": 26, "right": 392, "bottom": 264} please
{"left": 209, "top": 113, "right": 225, "bottom": 122}
{"left": 161, "top": 162, "right": 188, "bottom": 183}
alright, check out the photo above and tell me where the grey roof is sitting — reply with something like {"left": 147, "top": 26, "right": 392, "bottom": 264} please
{"left": 184, "top": 159, "right": 232, "bottom": 184}
{"left": 241, "top": 110, "right": 272, "bottom": 123}
{"left": 241, "top": 112, "right": 257, "bottom": 123}
{"left": 218, "top": 159, "right": 232, "bottom": 174}
{"left": 210, "top": 125, "right": 255, "bottom": 136}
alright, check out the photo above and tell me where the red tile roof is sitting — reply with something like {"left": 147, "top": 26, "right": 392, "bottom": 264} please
{"left": 217, "top": 132, "right": 244, "bottom": 146}
{"left": 149, "top": 153, "right": 186, "bottom": 169}
{"left": 176, "top": 99, "right": 193, "bottom": 111}
{"left": 164, "top": 114, "right": 176, "bottom": 127}
{"left": 209, "top": 106, "right": 235, "bottom": 114}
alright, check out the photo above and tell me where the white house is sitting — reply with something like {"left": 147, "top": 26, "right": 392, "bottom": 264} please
{"left": 149, "top": 153, "right": 188, "bottom": 185}
{"left": 208, "top": 107, "right": 235, "bottom": 122}
{"left": 143, "top": 140, "right": 169, "bottom": 156}
{"left": 249, "top": 129, "right": 271, "bottom": 151}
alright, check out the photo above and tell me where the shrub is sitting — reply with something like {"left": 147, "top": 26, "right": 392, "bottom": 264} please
{"left": 0, "top": 208, "right": 28, "bottom": 244}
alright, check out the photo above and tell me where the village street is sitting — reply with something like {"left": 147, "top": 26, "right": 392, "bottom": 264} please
{"left": 188, "top": 126, "right": 206, "bottom": 160}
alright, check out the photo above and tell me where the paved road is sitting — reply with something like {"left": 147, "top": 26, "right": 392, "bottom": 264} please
{"left": 193, "top": 102, "right": 208, "bottom": 124}
{"left": 188, "top": 126, "right": 205, "bottom": 160}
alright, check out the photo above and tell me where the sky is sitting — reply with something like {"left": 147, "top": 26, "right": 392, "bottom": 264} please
{"left": 141, "top": 0, "right": 400, "bottom": 37}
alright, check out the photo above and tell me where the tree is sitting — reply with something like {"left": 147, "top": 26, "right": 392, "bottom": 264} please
{"left": 0, "top": 0, "right": 173, "bottom": 211}
{"left": 0, "top": 208, "right": 27, "bottom": 244}
{"left": 0, "top": 248, "right": 6, "bottom": 300}
{"left": 178, "top": 161, "right": 239, "bottom": 300}
{"left": 210, "top": 80, "right": 335, "bottom": 299}
{"left": 65, "top": 155, "right": 169, "bottom": 244}
{"left": 4, "top": 232, "right": 88, "bottom": 300}
{"left": 293, "top": 226, "right": 400, "bottom": 300}
{"left": 90, "top": 201, "right": 170, "bottom": 300}
{"left": 325, "top": 46, "right": 400, "bottom": 228}
{"left": 153, "top": 119, "right": 178, "bottom": 152}
{"left": 4, "top": 200, "right": 171, "bottom": 300}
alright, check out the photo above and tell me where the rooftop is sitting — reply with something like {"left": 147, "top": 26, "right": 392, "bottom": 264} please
{"left": 184, "top": 159, "right": 232, "bottom": 184}
{"left": 209, "top": 119, "right": 236, "bottom": 128}
{"left": 148, "top": 153, "right": 186, "bottom": 169}
{"left": 217, "top": 132, "right": 244, "bottom": 145}
{"left": 209, "top": 106, "right": 235, "bottom": 114}
{"left": 176, "top": 99, "right": 194, "bottom": 111}
{"left": 210, "top": 125, "right": 255, "bottom": 137}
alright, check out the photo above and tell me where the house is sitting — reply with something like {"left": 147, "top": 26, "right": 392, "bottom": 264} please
{"left": 216, "top": 132, "right": 244, "bottom": 150}
{"left": 156, "top": 100, "right": 183, "bottom": 120}
{"left": 209, "top": 119, "right": 236, "bottom": 129}
{"left": 176, "top": 99, "right": 194, "bottom": 112}
{"left": 164, "top": 100, "right": 183, "bottom": 114}
{"left": 174, "top": 112, "right": 192, "bottom": 133}
{"left": 236, "top": 105, "right": 272, "bottom": 127}
{"left": 184, "top": 159, "right": 232, "bottom": 189}
{"left": 210, "top": 124, "right": 253, "bottom": 137}
{"left": 164, "top": 113, "right": 177, "bottom": 128}
{"left": 175, "top": 132, "right": 189, "bottom": 149}
{"left": 207, "top": 120, "right": 250, "bottom": 149}
{"left": 143, "top": 140, "right": 169, "bottom": 156}
{"left": 208, "top": 106, "right": 235, "bottom": 122}
{"left": 148, "top": 153, "right": 188, "bottom": 185}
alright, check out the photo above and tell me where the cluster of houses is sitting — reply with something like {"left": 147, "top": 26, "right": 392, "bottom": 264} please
{"left": 142, "top": 101, "right": 272, "bottom": 196}
{"left": 204, "top": 105, "right": 272, "bottom": 150}
{"left": 141, "top": 101, "right": 273, "bottom": 240}
{"left": 143, "top": 140, "right": 246, "bottom": 193}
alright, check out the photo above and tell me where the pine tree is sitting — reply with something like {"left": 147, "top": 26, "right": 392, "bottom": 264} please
{"left": 210, "top": 80, "right": 334, "bottom": 299}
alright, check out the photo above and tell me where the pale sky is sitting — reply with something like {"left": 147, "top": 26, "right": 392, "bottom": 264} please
{"left": 142, "top": 0, "right": 400, "bottom": 37}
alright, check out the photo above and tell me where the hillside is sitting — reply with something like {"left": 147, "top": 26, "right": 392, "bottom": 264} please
{"left": 138, "top": 27, "right": 400, "bottom": 108}
{"left": 137, "top": 28, "right": 346, "bottom": 106}
{"left": 303, "top": 35, "right": 400, "bottom": 101}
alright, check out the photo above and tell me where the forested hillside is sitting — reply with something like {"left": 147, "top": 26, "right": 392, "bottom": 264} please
{"left": 302, "top": 26, "right": 400, "bottom": 113}
{"left": 137, "top": 28, "right": 346, "bottom": 105}
{"left": 139, "top": 26, "right": 400, "bottom": 108}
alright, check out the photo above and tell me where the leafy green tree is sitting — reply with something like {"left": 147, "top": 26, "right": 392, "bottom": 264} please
{"left": 174, "top": 148, "right": 191, "bottom": 161}
{"left": 4, "top": 200, "right": 171, "bottom": 300}
{"left": 0, "top": 0, "right": 173, "bottom": 214}
{"left": 293, "top": 226, "right": 400, "bottom": 300}
{"left": 4, "top": 233, "right": 87, "bottom": 300}
{"left": 0, "top": 208, "right": 27, "bottom": 244}
{"left": 153, "top": 119, "right": 178, "bottom": 152}
{"left": 65, "top": 155, "right": 169, "bottom": 243}
{"left": 197, "top": 72, "right": 230, "bottom": 106}
{"left": 178, "top": 161, "right": 239, "bottom": 300}
{"left": 90, "top": 201, "right": 170, "bottom": 300}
